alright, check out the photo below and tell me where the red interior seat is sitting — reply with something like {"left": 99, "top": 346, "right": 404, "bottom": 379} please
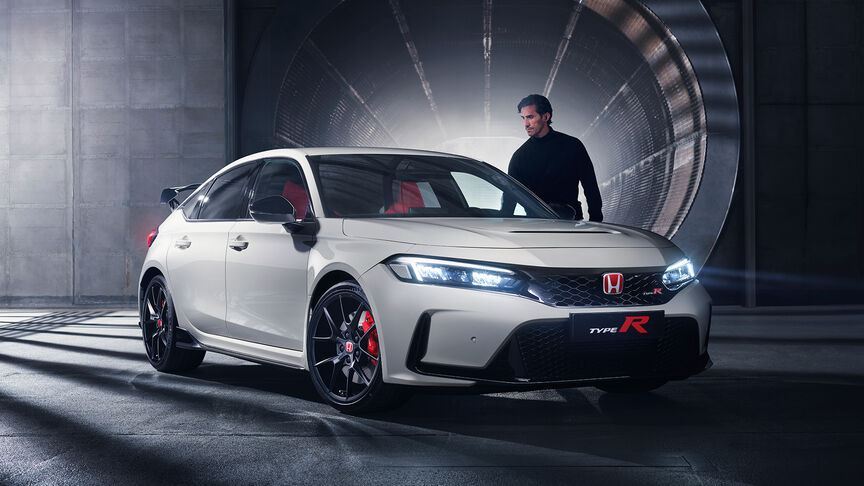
{"left": 282, "top": 180, "right": 309, "bottom": 219}
{"left": 385, "top": 181, "right": 424, "bottom": 214}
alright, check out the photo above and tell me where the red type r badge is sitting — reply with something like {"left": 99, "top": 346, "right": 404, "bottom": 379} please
{"left": 570, "top": 311, "right": 664, "bottom": 341}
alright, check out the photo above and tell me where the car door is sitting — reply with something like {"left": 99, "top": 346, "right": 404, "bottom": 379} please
{"left": 225, "top": 158, "right": 312, "bottom": 350}
{"left": 166, "top": 162, "right": 259, "bottom": 337}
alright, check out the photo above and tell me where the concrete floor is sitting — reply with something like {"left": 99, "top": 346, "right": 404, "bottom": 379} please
{"left": 0, "top": 309, "right": 862, "bottom": 485}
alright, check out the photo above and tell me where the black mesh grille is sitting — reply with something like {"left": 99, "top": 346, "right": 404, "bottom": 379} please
{"left": 511, "top": 317, "right": 699, "bottom": 382}
{"left": 655, "top": 317, "right": 700, "bottom": 375}
{"left": 527, "top": 272, "right": 677, "bottom": 307}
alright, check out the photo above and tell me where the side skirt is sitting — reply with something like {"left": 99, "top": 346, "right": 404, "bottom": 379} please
{"left": 176, "top": 326, "right": 307, "bottom": 371}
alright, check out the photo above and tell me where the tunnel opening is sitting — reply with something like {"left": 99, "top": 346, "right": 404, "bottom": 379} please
{"left": 241, "top": 0, "right": 738, "bottom": 268}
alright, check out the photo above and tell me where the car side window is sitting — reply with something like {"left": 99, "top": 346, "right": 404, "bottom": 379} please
{"left": 197, "top": 163, "right": 258, "bottom": 220}
{"left": 181, "top": 181, "right": 213, "bottom": 220}
{"left": 250, "top": 159, "right": 312, "bottom": 220}
{"left": 452, "top": 172, "right": 526, "bottom": 215}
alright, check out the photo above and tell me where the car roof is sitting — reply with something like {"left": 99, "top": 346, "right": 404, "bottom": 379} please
{"left": 232, "top": 147, "right": 471, "bottom": 165}
{"left": 182, "top": 147, "right": 482, "bottom": 212}
{"left": 203, "top": 147, "right": 479, "bottom": 188}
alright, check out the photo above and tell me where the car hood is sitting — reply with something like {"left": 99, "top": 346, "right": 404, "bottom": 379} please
{"left": 342, "top": 218, "right": 672, "bottom": 249}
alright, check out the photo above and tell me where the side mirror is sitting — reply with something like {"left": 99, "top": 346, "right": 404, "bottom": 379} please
{"left": 548, "top": 203, "right": 576, "bottom": 220}
{"left": 250, "top": 196, "right": 297, "bottom": 224}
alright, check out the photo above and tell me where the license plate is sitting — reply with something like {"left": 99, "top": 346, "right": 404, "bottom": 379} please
{"left": 569, "top": 311, "right": 665, "bottom": 341}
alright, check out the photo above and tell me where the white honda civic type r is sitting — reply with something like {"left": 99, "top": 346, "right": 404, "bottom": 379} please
{"left": 139, "top": 147, "right": 711, "bottom": 412}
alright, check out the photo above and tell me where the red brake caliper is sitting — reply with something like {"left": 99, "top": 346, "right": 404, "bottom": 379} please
{"left": 361, "top": 311, "right": 378, "bottom": 365}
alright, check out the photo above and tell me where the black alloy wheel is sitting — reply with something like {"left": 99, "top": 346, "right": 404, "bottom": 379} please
{"left": 307, "top": 281, "right": 410, "bottom": 413}
{"left": 142, "top": 281, "right": 169, "bottom": 362}
{"left": 140, "top": 275, "right": 205, "bottom": 372}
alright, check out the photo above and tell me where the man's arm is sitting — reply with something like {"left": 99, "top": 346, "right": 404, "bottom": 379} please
{"left": 575, "top": 141, "right": 603, "bottom": 222}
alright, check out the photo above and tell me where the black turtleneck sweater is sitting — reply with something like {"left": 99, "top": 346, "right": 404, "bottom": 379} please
{"left": 507, "top": 128, "right": 603, "bottom": 222}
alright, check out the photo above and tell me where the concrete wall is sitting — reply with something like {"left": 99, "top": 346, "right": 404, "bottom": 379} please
{"left": 751, "top": 0, "right": 864, "bottom": 305}
{"left": 702, "top": 0, "right": 864, "bottom": 305}
{"left": 0, "top": 0, "right": 224, "bottom": 306}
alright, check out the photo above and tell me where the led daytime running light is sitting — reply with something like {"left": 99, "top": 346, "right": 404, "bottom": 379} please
{"left": 388, "top": 257, "right": 521, "bottom": 290}
{"left": 662, "top": 258, "right": 695, "bottom": 290}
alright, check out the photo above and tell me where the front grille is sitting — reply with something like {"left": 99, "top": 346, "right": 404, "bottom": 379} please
{"left": 527, "top": 272, "right": 676, "bottom": 307}
{"left": 655, "top": 317, "right": 700, "bottom": 375}
{"left": 409, "top": 316, "right": 701, "bottom": 384}
{"left": 511, "top": 317, "right": 699, "bottom": 382}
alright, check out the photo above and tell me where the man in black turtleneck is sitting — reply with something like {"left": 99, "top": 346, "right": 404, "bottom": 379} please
{"left": 507, "top": 94, "right": 603, "bottom": 222}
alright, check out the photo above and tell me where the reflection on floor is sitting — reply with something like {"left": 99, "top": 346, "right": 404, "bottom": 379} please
{"left": 0, "top": 309, "right": 862, "bottom": 485}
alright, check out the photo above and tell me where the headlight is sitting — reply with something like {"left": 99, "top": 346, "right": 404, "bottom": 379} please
{"left": 662, "top": 258, "right": 695, "bottom": 291}
{"left": 387, "top": 257, "right": 524, "bottom": 292}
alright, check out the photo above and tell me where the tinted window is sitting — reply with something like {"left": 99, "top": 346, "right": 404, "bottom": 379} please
{"left": 308, "top": 154, "right": 556, "bottom": 219}
{"left": 250, "top": 159, "right": 312, "bottom": 220}
{"left": 453, "top": 172, "right": 526, "bottom": 216}
{"left": 181, "top": 181, "right": 213, "bottom": 220}
{"left": 197, "top": 163, "right": 258, "bottom": 220}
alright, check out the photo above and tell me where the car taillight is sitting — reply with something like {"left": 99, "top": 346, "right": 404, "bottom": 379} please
{"left": 146, "top": 228, "right": 159, "bottom": 247}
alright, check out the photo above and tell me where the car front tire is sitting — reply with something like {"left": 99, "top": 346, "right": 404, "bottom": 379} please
{"left": 306, "top": 281, "right": 411, "bottom": 413}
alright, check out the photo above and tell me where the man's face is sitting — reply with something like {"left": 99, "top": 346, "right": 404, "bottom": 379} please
{"left": 520, "top": 105, "right": 550, "bottom": 138}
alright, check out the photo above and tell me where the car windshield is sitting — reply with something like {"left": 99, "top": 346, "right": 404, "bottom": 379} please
{"left": 307, "top": 154, "right": 557, "bottom": 219}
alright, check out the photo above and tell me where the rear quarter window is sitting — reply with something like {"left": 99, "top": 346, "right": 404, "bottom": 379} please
{"left": 197, "top": 163, "right": 258, "bottom": 220}
{"left": 180, "top": 181, "right": 213, "bottom": 220}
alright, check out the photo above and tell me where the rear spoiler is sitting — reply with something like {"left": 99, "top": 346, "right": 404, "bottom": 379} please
{"left": 160, "top": 183, "right": 201, "bottom": 210}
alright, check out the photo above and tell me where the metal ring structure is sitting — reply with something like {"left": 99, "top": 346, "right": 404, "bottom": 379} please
{"left": 241, "top": 0, "right": 738, "bottom": 270}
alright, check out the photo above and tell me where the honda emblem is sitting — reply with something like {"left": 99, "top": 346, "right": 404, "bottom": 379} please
{"left": 602, "top": 273, "right": 624, "bottom": 295}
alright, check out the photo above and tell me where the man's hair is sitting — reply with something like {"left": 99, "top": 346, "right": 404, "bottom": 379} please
{"left": 517, "top": 94, "right": 553, "bottom": 125}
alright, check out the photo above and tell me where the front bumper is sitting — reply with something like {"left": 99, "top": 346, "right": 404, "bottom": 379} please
{"left": 360, "top": 264, "right": 712, "bottom": 387}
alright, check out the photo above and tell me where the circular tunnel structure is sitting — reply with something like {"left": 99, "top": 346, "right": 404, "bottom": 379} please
{"left": 241, "top": 0, "right": 739, "bottom": 269}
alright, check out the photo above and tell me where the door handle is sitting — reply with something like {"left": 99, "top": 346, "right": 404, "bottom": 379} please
{"left": 174, "top": 237, "right": 191, "bottom": 249}
{"left": 228, "top": 237, "right": 249, "bottom": 251}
